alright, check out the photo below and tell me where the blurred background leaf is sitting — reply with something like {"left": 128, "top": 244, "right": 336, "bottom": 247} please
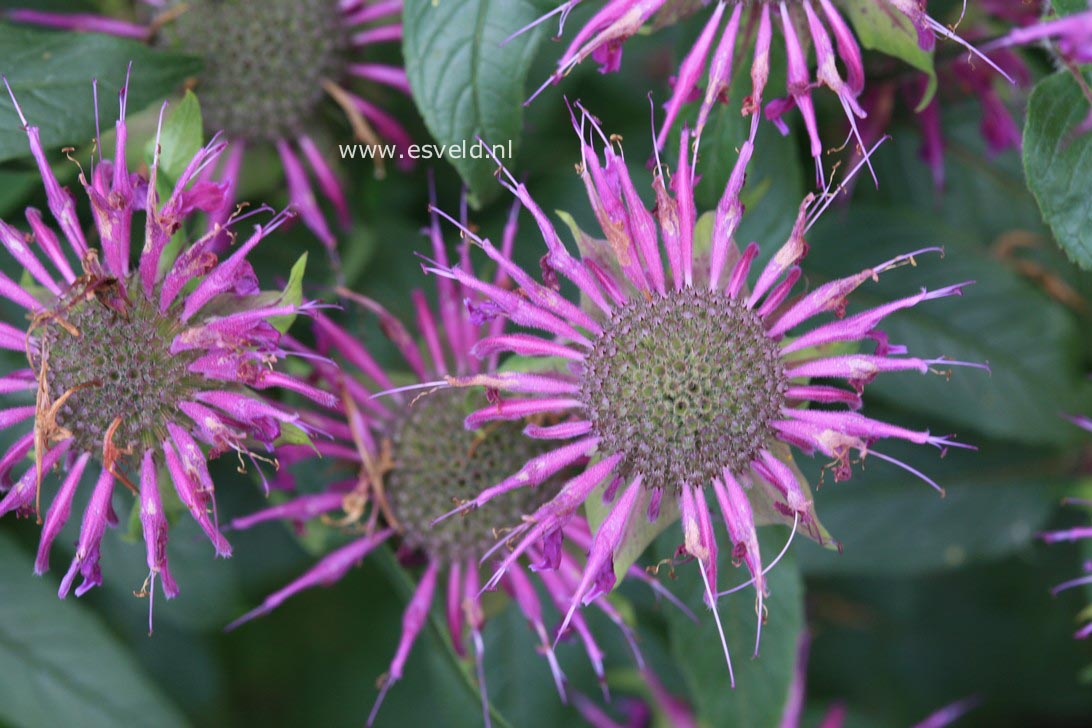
{"left": 794, "top": 429, "right": 1062, "bottom": 576}
{"left": 0, "top": 532, "right": 188, "bottom": 728}
{"left": 403, "top": 0, "right": 545, "bottom": 207}
{"left": 0, "top": 24, "right": 201, "bottom": 163}
{"left": 808, "top": 203, "right": 1087, "bottom": 446}
{"left": 1023, "top": 69, "right": 1092, "bottom": 270}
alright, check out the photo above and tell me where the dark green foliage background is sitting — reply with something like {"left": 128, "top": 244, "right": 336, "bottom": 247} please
{"left": 0, "top": 1, "right": 1090, "bottom": 726}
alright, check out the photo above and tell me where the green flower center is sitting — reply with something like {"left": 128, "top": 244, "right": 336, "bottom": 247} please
{"left": 386, "top": 389, "right": 559, "bottom": 564}
{"left": 36, "top": 278, "right": 200, "bottom": 456}
{"left": 581, "top": 288, "right": 786, "bottom": 492}
{"left": 160, "top": 0, "right": 349, "bottom": 143}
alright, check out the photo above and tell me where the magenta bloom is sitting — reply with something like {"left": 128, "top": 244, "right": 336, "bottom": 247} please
{"left": 426, "top": 105, "right": 983, "bottom": 685}
{"left": 228, "top": 197, "right": 685, "bottom": 725}
{"left": 8, "top": 0, "right": 411, "bottom": 256}
{"left": 520, "top": 0, "right": 1005, "bottom": 182}
{"left": 0, "top": 76, "right": 335, "bottom": 629}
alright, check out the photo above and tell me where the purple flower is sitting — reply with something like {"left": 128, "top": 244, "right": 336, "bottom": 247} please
{"left": 228, "top": 194, "right": 688, "bottom": 725}
{"left": 0, "top": 74, "right": 334, "bottom": 632}
{"left": 427, "top": 104, "right": 984, "bottom": 686}
{"left": 518, "top": 0, "right": 1006, "bottom": 184}
{"left": 8, "top": 0, "right": 411, "bottom": 258}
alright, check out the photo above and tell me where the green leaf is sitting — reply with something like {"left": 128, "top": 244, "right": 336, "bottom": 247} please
{"left": 273, "top": 421, "right": 317, "bottom": 452}
{"left": 809, "top": 205, "right": 1086, "bottom": 446}
{"left": 0, "top": 168, "right": 37, "bottom": 217}
{"left": 695, "top": 104, "right": 805, "bottom": 250}
{"left": 403, "top": 0, "right": 545, "bottom": 206}
{"left": 661, "top": 538, "right": 804, "bottom": 727}
{"left": 0, "top": 532, "right": 187, "bottom": 727}
{"left": 144, "top": 88, "right": 203, "bottom": 194}
{"left": 95, "top": 518, "right": 248, "bottom": 633}
{"left": 1022, "top": 69, "right": 1092, "bottom": 270}
{"left": 0, "top": 25, "right": 202, "bottom": 163}
{"left": 555, "top": 208, "right": 622, "bottom": 319}
{"left": 795, "top": 437, "right": 1060, "bottom": 575}
{"left": 270, "top": 252, "right": 309, "bottom": 334}
{"left": 481, "top": 605, "right": 586, "bottom": 727}
{"left": 689, "top": 41, "right": 804, "bottom": 238}
{"left": 692, "top": 209, "right": 716, "bottom": 260}
{"left": 842, "top": 0, "right": 937, "bottom": 110}
{"left": 650, "top": 0, "right": 708, "bottom": 30}
{"left": 1053, "top": 0, "right": 1088, "bottom": 15}
{"left": 854, "top": 100, "right": 1045, "bottom": 244}
{"left": 808, "top": 555, "right": 1092, "bottom": 722}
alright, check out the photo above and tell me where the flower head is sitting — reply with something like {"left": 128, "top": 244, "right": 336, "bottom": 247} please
{"left": 519, "top": 0, "right": 1008, "bottom": 183}
{"left": 228, "top": 193, "right": 685, "bottom": 724}
{"left": 427, "top": 104, "right": 984, "bottom": 685}
{"left": 8, "top": 0, "right": 411, "bottom": 256}
{"left": 0, "top": 73, "right": 335, "bottom": 630}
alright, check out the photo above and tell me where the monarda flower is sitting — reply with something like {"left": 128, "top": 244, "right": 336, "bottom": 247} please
{"left": 518, "top": 0, "right": 1006, "bottom": 182}
{"left": 426, "top": 105, "right": 983, "bottom": 684}
{"left": 228, "top": 197, "right": 684, "bottom": 725}
{"left": 0, "top": 77, "right": 335, "bottom": 628}
{"left": 8, "top": 0, "right": 410, "bottom": 258}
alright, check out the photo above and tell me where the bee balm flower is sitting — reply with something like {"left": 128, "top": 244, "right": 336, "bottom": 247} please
{"left": 427, "top": 104, "right": 984, "bottom": 685}
{"left": 0, "top": 75, "right": 335, "bottom": 630}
